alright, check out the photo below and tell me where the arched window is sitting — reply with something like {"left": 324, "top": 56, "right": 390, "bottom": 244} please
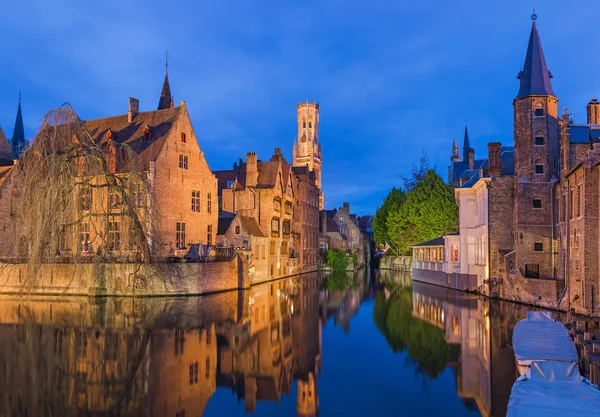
{"left": 235, "top": 226, "right": 240, "bottom": 234}
{"left": 450, "top": 245, "right": 459, "bottom": 262}
{"left": 302, "top": 118, "right": 306, "bottom": 128}
{"left": 534, "top": 103, "right": 544, "bottom": 117}
{"left": 308, "top": 119, "right": 312, "bottom": 129}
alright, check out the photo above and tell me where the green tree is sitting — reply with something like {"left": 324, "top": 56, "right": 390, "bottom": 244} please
{"left": 387, "top": 170, "right": 457, "bottom": 254}
{"left": 326, "top": 250, "right": 349, "bottom": 272}
{"left": 372, "top": 187, "right": 405, "bottom": 247}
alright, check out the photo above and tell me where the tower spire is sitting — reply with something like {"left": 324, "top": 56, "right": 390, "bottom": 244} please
{"left": 158, "top": 50, "right": 174, "bottom": 110}
{"left": 462, "top": 125, "right": 472, "bottom": 162}
{"left": 11, "top": 94, "right": 25, "bottom": 157}
{"left": 515, "top": 16, "right": 555, "bottom": 99}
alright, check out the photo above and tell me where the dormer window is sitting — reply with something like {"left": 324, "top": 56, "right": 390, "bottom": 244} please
{"left": 181, "top": 132, "right": 187, "bottom": 143}
{"left": 143, "top": 125, "right": 150, "bottom": 140}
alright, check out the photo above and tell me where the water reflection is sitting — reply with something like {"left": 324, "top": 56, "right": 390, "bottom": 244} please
{"left": 0, "top": 269, "right": 596, "bottom": 416}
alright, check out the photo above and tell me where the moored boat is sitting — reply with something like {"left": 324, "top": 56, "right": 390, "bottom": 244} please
{"left": 507, "top": 361, "right": 600, "bottom": 417}
{"left": 512, "top": 311, "right": 577, "bottom": 375}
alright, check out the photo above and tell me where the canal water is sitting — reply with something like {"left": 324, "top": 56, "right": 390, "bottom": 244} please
{"left": 0, "top": 269, "right": 597, "bottom": 416}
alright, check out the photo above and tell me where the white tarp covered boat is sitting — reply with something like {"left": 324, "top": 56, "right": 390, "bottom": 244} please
{"left": 507, "top": 361, "right": 600, "bottom": 417}
{"left": 512, "top": 311, "right": 577, "bottom": 375}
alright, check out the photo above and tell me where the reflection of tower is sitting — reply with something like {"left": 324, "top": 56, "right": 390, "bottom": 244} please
{"left": 296, "top": 372, "right": 318, "bottom": 416}
{"left": 293, "top": 100, "right": 323, "bottom": 209}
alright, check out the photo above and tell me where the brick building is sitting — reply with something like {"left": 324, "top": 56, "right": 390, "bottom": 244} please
{"left": 0, "top": 70, "right": 219, "bottom": 261}
{"left": 293, "top": 100, "right": 323, "bottom": 210}
{"left": 416, "top": 18, "right": 600, "bottom": 316}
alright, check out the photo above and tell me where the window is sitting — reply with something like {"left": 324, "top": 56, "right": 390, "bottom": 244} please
{"left": 226, "top": 180, "right": 235, "bottom": 188}
{"left": 302, "top": 118, "right": 306, "bottom": 128}
{"left": 235, "top": 225, "right": 241, "bottom": 235}
{"left": 283, "top": 220, "right": 291, "bottom": 235}
{"left": 525, "top": 264, "right": 540, "bottom": 278}
{"left": 108, "top": 187, "right": 121, "bottom": 208}
{"left": 191, "top": 190, "right": 200, "bottom": 212}
{"left": 309, "top": 119, "right": 312, "bottom": 128}
{"left": 207, "top": 225, "right": 212, "bottom": 246}
{"left": 207, "top": 193, "right": 212, "bottom": 213}
{"left": 570, "top": 189, "right": 575, "bottom": 219}
{"left": 534, "top": 242, "right": 543, "bottom": 252}
{"left": 107, "top": 220, "right": 121, "bottom": 251}
{"left": 350, "top": 230, "right": 356, "bottom": 237}
{"left": 59, "top": 225, "right": 72, "bottom": 253}
{"left": 189, "top": 362, "right": 198, "bottom": 385}
{"left": 174, "top": 329, "right": 185, "bottom": 356}
{"left": 533, "top": 199, "right": 542, "bottom": 209}
{"left": 577, "top": 184, "right": 582, "bottom": 217}
{"left": 179, "top": 154, "right": 188, "bottom": 170}
{"left": 181, "top": 132, "right": 187, "bottom": 143}
{"left": 176, "top": 222, "right": 186, "bottom": 250}
{"left": 271, "top": 218, "right": 280, "bottom": 236}
{"left": 285, "top": 202, "right": 292, "bottom": 215}
{"left": 270, "top": 240, "right": 276, "bottom": 255}
{"left": 79, "top": 222, "right": 91, "bottom": 252}
{"left": 131, "top": 182, "right": 145, "bottom": 207}
{"left": 535, "top": 163, "right": 544, "bottom": 174}
{"left": 281, "top": 240, "right": 288, "bottom": 255}
{"left": 205, "top": 357, "right": 210, "bottom": 379}
{"left": 274, "top": 199, "right": 281, "bottom": 212}
{"left": 206, "top": 326, "right": 212, "bottom": 345}
{"left": 535, "top": 108, "right": 544, "bottom": 117}
{"left": 450, "top": 244, "right": 459, "bottom": 262}
{"left": 79, "top": 184, "right": 92, "bottom": 211}
{"left": 338, "top": 218, "right": 344, "bottom": 224}
{"left": 535, "top": 136, "right": 545, "bottom": 146}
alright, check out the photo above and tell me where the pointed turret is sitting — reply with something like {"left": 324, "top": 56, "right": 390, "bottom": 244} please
{"left": 515, "top": 20, "right": 555, "bottom": 99}
{"left": 157, "top": 71, "right": 173, "bottom": 110}
{"left": 462, "top": 126, "right": 472, "bottom": 162}
{"left": 0, "top": 126, "right": 15, "bottom": 164}
{"left": 11, "top": 97, "right": 25, "bottom": 157}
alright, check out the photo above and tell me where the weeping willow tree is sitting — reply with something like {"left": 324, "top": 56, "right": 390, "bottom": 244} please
{"left": 4, "top": 104, "right": 162, "bottom": 286}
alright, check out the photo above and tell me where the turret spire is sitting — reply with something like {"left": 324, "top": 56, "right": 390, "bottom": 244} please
{"left": 462, "top": 126, "right": 472, "bottom": 162}
{"left": 515, "top": 17, "right": 555, "bottom": 99}
{"left": 11, "top": 94, "right": 25, "bottom": 157}
{"left": 158, "top": 51, "right": 174, "bottom": 110}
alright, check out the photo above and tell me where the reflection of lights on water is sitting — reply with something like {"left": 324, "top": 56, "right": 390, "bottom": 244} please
{"left": 441, "top": 311, "right": 445, "bottom": 322}
{"left": 290, "top": 303, "right": 294, "bottom": 315}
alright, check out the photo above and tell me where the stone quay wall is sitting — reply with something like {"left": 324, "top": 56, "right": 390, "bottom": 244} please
{"left": 0, "top": 254, "right": 249, "bottom": 297}
{"left": 379, "top": 256, "right": 413, "bottom": 272}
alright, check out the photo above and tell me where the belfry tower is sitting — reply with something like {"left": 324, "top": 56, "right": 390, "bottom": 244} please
{"left": 293, "top": 100, "right": 323, "bottom": 209}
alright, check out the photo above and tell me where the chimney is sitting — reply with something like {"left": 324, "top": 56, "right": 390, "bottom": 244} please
{"left": 468, "top": 148, "right": 475, "bottom": 170}
{"left": 320, "top": 211, "right": 327, "bottom": 233}
{"left": 343, "top": 202, "right": 350, "bottom": 212}
{"left": 587, "top": 98, "right": 600, "bottom": 125}
{"left": 271, "top": 147, "right": 283, "bottom": 162}
{"left": 128, "top": 98, "right": 139, "bottom": 122}
{"left": 487, "top": 142, "right": 502, "bottom": 177}
{"left": 246, "top": 152, "right": 258, "bottom": 187}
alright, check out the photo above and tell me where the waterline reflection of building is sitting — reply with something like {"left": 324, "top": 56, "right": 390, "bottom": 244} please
{"left": 0, "top": 273, "right": 324, "bottom": 417}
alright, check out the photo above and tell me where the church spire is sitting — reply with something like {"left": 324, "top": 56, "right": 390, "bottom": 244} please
{"left": 515, "top": 15, "right": 555, "bottom": 99}
{"left": 462, "top": 125, "right": 472, "bottom": 162}
{"left": 11, "top": 93, "right": 25, "bottom": 157}
{"left": 158, "top": 51, "right": 174, "bottom": 110}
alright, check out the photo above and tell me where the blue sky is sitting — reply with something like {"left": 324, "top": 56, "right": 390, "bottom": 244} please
{"left": 1, "top": 1, "right": 600, "bottom": 215}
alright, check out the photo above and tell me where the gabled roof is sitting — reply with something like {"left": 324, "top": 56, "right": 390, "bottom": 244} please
{"left": 516, "top": 21, "right": 555, "bottom": 99}
{"left": 239, "top": 216, "right": 266, "bottom": 237}
{"left": 256, "top": 161, "right": 280, "bottom": 189}
{"left": 450, "top": 159, "right": 487, "bottom": 182}
{"left": 0, "top": 126, "right": 14, "bottom": 163}
{"left": 84, "top": 107, "right": 180, "bottom": 170}
{"left": 217, "top": 216, "right": 234, "bottom": 235}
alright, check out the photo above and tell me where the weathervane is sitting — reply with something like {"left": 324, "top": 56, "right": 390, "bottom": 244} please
{"left": 531, "top": 8, "right": 537, "bottom": 21}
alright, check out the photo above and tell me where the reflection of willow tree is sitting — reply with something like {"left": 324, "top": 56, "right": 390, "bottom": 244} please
{"left": 5, "top": 104, "right": 159, "bottom": 286}
{"left": 0, "top": 303, "right": 150, "bottom": 416}
{"left": 373, "top": 287, "right": 460, "bottom": 378}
